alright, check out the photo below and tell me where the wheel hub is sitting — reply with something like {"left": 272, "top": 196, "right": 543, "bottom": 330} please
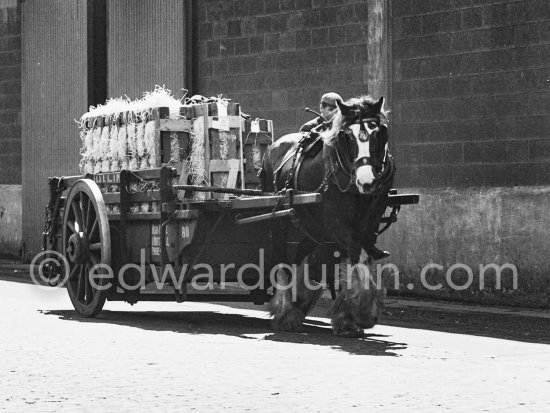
{"left": 67, "top": 232, "right": 88, "bottom": 264}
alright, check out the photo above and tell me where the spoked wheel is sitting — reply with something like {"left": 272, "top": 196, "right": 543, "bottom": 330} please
{"left": 62, "top": 179, "right": 111, "bottom": 317}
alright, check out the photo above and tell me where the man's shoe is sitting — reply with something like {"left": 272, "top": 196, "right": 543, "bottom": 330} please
{"left": 365, "top": 245, "right": 390, "bottom": 261}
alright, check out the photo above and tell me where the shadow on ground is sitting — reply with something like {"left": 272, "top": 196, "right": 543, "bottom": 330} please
{"left": 6, "top": 270, "right": 548, "bottom": 346}
{"left": 42, "top": 309, "right": 407, "bottom": 357}
{"left": 229, "top": 299, "right": 550, "bottom": 345}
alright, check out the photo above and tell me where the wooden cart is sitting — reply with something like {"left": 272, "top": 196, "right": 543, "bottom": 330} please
{"left": 41, "top": 103, "right": 419, "bottom": 317}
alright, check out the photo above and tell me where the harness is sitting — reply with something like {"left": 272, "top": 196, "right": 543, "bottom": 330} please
{"left": 269, "top": 113, "right": 394, "bottom": 299}
{"left": 273, "top": 122, "right": 329, "bottom": 193}
{"left": 269, "top": 130, "right": 329, "bottom": 249}
{"left": 324, "top": 116, "right": 392, "bottom": 196}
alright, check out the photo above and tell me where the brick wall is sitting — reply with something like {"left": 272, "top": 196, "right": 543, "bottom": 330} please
{"left": 0, "top": 0, "right": 20, "bottom": 185}
{"left": 392, "top": 0, "right": 550, "bottom": 187}
{"left": 196, "top": 0, "right": 372, "bottom": 138}
{"left": 3, "top": 0, "right": 547, "bottom": 190}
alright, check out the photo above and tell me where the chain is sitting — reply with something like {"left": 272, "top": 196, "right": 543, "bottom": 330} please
{"left": 330, "top": 148, "right": 355, "bottom": 193}
{"left": 43, "top": 207, "right": 51, "bottom": 234}
{"left": 41, "top": 199, "right": 59, "bottom": 285}
{"left": 41, "top": 206, "right": 51, "bottom": 251}
{"left": 315, "top": 174, "right": 329, "bottom": 194}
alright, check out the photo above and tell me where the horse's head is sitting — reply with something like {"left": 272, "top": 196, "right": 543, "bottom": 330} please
{"left": 325, "top": 96, "right": 389, "bottom": 195}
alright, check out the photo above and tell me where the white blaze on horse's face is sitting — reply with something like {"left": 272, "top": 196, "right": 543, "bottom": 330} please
{"left": 350, "top": 122, "right": 377, "bottom": 193}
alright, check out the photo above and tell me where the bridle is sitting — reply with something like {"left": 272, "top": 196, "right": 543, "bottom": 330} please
{"left": 327, "top": 113, "right": 389, "bottom": 194}
{"left": 352, "top": 115, "right": 384, "bottom": 173}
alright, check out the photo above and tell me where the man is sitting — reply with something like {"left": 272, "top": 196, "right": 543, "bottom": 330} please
{"left": 299, "top": 92, "right": 342, "bottom": 133}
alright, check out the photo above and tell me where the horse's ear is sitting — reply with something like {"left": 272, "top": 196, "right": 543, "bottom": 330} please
{"left": 336, "top": 99, "right": 353, "bottom": 116}
{"left": 374, "top": 97, "right": 384, "bottom": 114}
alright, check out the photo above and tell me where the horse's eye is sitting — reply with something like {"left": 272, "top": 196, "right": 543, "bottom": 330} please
{"left": 367, "top": 122, "right": 378, "bottom": 129}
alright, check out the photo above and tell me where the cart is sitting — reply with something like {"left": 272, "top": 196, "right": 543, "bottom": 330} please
{"left": 40, "top": 102, "right": 419, "bottom": 317}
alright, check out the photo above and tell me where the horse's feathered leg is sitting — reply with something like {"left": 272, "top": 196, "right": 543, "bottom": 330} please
{"left": 270, "top": 252, "right": 324, "bottom": 331}
{"left": 319, "top": 187, "right": 378, "bottom": 336}
{"left": 270, "top": 267, "right": 305, "bottom": 332}
{"left": 269, "top": 216, "right": 305, "bottom": 331}
{"left": 330, "top": 302, "right": 364, "bottom": 338}
{"left": 329, "top": 253, "right": 381, "bottom": 337}
{"left": 294, "top": 253, "right": 323, "bottom": 316}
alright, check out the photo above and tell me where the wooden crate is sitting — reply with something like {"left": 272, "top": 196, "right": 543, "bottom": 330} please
{"left": 242, "top": 118, "right": 274, "bottom": 189}
{"left": 82, "top": 102, "right": 272, "bottom": 200}
{"left": 154, "top": 102, "right": 244, "bottom": 200}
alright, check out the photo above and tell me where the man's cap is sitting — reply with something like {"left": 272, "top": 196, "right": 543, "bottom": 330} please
{"left": 320, "top": 92, "right": 342, "bottom": 107}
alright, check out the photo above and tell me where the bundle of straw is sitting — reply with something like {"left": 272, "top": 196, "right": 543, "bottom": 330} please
{"left": 78, "top": 86, "right": 188, "bottom": 174}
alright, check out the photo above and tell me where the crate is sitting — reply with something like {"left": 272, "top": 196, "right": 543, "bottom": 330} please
{"left": 242, "top": 118, "right": 274, "bottom": 189}
{"left": 158, "top": 102, "right": 243, "bottom": 200}
{"left": 80, "top": 101, "right": 273, "bottom": 201}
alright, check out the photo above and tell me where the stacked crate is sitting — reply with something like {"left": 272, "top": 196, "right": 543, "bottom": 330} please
{"left": 79, "top": 97, "right": 278, "bottom": 209}
{"left": 176, "top": 101, "right": 244, "bottom": 200}
{"left": 79, "top": 110, "right": 163, "bottom": 177}
{"left": 242, "top": 118, "right": 274, "bottom": 189}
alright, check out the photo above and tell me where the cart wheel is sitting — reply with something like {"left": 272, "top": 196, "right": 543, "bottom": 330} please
{"left": 62, "top": 179, "right": 111, "bottom": 317}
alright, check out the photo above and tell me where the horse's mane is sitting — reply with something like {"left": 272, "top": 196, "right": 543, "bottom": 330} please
{"left": 322, "top": 95, "right": 389, "bottom": 145}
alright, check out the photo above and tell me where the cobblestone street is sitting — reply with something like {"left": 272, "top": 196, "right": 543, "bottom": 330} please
{"left": 2, "top": 0, "right": 550, "bottom": 411}
{"left": 1, "top": 279, "right": 550, "bottom": 412}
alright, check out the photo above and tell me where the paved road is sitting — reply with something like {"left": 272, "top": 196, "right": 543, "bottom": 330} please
{"left": 1, "top": 278, "right": 550, "bottom": 412}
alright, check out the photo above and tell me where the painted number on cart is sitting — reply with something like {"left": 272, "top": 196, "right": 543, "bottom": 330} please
{"left": 181, "top": 226, "right": 191, "bottom": 239}
{"left": 151, "top": 224, "right": 161, "bottom": 257}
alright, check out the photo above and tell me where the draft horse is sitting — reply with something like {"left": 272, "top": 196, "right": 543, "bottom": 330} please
{"left": 260, "top": 95, "right": 395, "bottom": 337}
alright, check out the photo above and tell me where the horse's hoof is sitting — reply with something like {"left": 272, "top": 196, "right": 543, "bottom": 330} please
{"left": 271, "top": 318, "right": 304, "bottom": 332}
{"left": 334, "top": 327, "right": 364, "bottom": 338}
{"left": 271, "top": 308, "right": 305, "bottom": 332}
{"left": 365, "top": 246, "right": 390, "bottom": 261}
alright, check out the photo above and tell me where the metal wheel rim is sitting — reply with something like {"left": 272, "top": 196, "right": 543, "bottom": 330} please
{"left": 62, "top": 179, "right": 111, "bottom": 317}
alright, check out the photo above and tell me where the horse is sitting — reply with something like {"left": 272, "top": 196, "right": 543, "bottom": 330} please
{"left": 260, "top": 95, "right": 395, "bottom": 337}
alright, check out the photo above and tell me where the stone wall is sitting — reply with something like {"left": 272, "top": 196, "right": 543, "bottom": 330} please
{"left": 0, "top": 0, "right": 21, "bottom": 185}
{"left": 0, "top": 184, "right": 21, "bottom": 258}
{"left": 391, "top": 0, "right": 550, "bottom": 187}
{"left": 0, "top": 0, "right": 21, "bottom": 258}
{"left": 380, "top": 186, "right": 550, "bottom": 308}
{"left": 196, "top": 0, "right": 373, "bottom": 137}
